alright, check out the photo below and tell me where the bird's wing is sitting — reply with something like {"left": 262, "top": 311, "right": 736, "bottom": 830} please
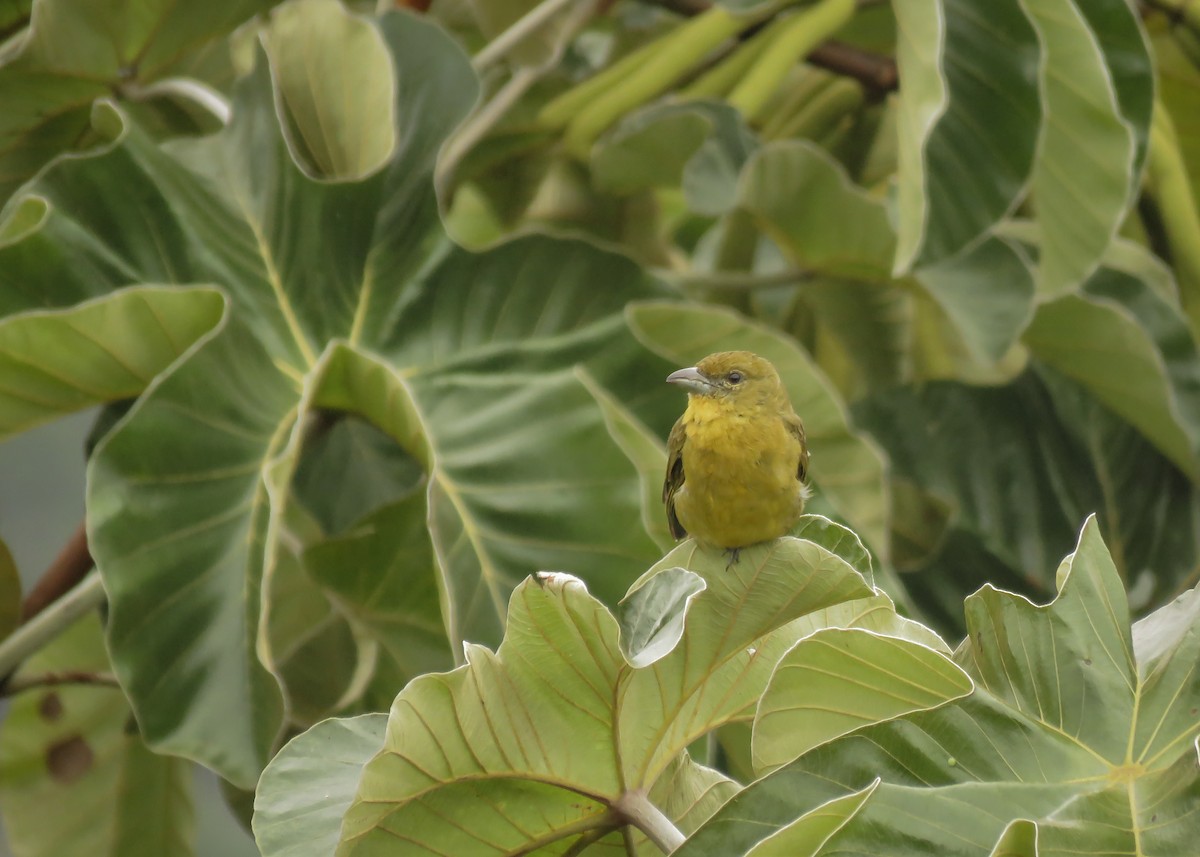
{"left": 785, "top": 412, "right": 810, "bottom": 484}
{"left": 663, "top": 416, "right": 688, "bottom": 540}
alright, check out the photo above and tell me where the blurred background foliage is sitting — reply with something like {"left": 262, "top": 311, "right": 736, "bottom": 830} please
{"left": 0, "top": 0, "right": 1198, "bottom": 852}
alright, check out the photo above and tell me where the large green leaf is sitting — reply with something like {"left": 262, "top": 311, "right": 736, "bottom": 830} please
{"left": 0, "top": 6, "right": 676, "bottom": 789}
{"left": 0, "top": 615, "right": 194, "bottom": 857}
{"left": 734, "top": 142, "right": 1035, "bottom": 383}
{"left": 310, "top": 344, "right": 663, "bottom": 651}
{"left": 627, "top": 300, "right": 892, "bottom": 561}
{"left": 893, "top": 0, "right": 1039, "bottom": 270}
{"left": 263, "top": 0, "right": 395, "bottom": 180}
{"left": 254, "top": 714, "right": 387, "bottom": 857}
{"left": 0, "top": 0, "right": 276, "bottom": 207}
{"left": 680, "top": 517, "right": 1200, "bottom": 855}
{"left": 752, "top": 627, "right": 972, "bottom": 774}
{"left": 330, "top": 537, "right": 873, "bottom": 854}
{"left": 1020, "top": 0, "right": 1151, "bottom": 293}
{"left": 893, "top": 0, "right": 1152, "bottom": 285}
{"left": 0, "top": 286, "right": 225, "bottom": 440}
{"left": 1023, "top": 263, "right": 1200, "bottom": 478}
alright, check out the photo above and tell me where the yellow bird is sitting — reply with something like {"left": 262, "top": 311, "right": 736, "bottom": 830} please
{"left": 663, "top": 351, "right": 810, "bottom": 554}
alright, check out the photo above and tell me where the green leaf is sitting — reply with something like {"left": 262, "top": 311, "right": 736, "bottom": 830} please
{"left": 627, "top": 300, "right": 892, "bottom": 561}
{"left": 1023, "top": 264, "right": 1200, "bottom": 478}
{"left": 578, "top": 366, "right": 676, "bottom": 551}
{"left": 893, "top": 0, "right": 1040, "bottom": 270}
{"left": 311, "top": 343, "right": 663, "bottom": 653}
{"left": 894, "top": 0, "right": 1153, "bottom": 285}
{"left": 263, "top": 0, "right": 396, "bottom": 180}
{"left": 0, "top": 286, "right": 226, "bottom": 440}
{"left": 0, "top": 5, "right": 681, "bottom": 788}
{"left": 914, "top": 235, "right": 1036, "bottom": 365}
{"left": 682, "top": 518, "right": 1200, "bottom": 855}
{"left": 752, "top": 628, "right": 973, "bottom": 774}
{"left": 618, "top": 566, "right": 706, "bottom": 668}
{"left": 334, "top": 537, "right": 871, "bottom": 854}
{"left": 855, "top": 357, "right": 1200, "bottom": 633}
{"left": 591, "top": 104, "right": 713, "bottom": 196}
{"left": 789, "top": 515, "right": 872, "bottom": 580}
{"left": 1019, "top": 0, "right": 1151, "bottom": 293}
{"left": 253, "top": 714, "right": 387, "bottom": 857}
{"left": 591, "top": 100, "right": 756, "bottom": 216}
{"left": 303, "top": 491, "right": 451, "bottom": 692}
{"left": 650, "top": 751, "right": 740, "bottom": 837}
{"left": 742, "top": 780, "right": 879, "bottom": 857}
{"left": 0, "top": 0, "right": 277, "bottom": 207}
{"left": 737, "top": 141, "right": 893, "bottom": 282}
{"left": 0, "top": 615, "right": 194, "bottom": 857}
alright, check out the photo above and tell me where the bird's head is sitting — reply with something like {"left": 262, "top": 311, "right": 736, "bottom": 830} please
{"left": 666, "top": 351, "right": 786, "bottom": 405}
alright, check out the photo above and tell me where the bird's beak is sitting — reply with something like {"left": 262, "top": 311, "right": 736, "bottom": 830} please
{"left": 666, "top": 366, "right": 713, "bottom": 396}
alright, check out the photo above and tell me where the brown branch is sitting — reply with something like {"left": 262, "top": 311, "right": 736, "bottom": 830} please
{"left": 809, "top": 40, "right": 898, "bottom": 94}
{"left": 1, "top": 670, "right": 119, "bottom": 697}
{"left": 20, "top": 521, "right": 93, "bottom": 623}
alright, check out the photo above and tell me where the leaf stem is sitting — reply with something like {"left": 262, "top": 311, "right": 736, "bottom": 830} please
{"left": 0, "top": 570, "right": 106, "bottom": 679}
{"left": 613, "top": 790, "right": 685, "bottom": 853}
{"left": 438, "top": 66, "right": 542, "bottom": 190}
{"left": 471, "top": 0, "right": 581, "bottom": 73}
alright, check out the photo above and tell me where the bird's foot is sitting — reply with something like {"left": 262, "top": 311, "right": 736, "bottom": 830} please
{"left": 724, "top": 547, "right": 741, "bottom": 569}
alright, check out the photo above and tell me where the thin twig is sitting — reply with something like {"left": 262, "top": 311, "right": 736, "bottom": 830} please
{"left": 0, "top": 570, "right": 107, "bottom": 679}
{"left": 472, "top": 0, "right": 586, "bottom": 73}
{"left": 809, "top": 40, "right": 897, "bottom": 94}
{"left": 21, "top": 521, "right": 93, "bottom": 622}
{"left": 2, "top": 670, "right": 120, "bottom": 697}
{"left": 437, "top": 66, "right": 544, "bottom": 190}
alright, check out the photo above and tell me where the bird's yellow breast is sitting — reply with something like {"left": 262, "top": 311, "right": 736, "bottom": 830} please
{"left": 674, "top": 395, "right": 805, "bottom": 549}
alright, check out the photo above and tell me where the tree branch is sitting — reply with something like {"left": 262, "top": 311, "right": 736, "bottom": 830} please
{"left": 21, "top": 520, "right": 93, "bottom": 622}
{"left": 809, "top": 40, "right": 897, "bottom": 94}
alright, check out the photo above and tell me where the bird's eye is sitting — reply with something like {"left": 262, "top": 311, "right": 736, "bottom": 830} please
{"left": 728, "top": 371, "right": 743, "bottom": 384}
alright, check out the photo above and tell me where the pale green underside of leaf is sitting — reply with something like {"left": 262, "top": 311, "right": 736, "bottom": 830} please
{"left": 254, "top": 714, "right": 387, "bottom": 857}
{"left": 335, "top": 537, "right": 875, "bottom": 855}
{"left": 681, "top": 517, "right": 1200, "bottom": 855}
{"left": 0, "top": 286, "right": 226, "bottom": 441}
{"left": 753, "top": 627, "right": 973, "bottom": 775}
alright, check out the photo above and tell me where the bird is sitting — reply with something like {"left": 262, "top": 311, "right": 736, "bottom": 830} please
{"left": 663, "top": 351, "right": 810, "bottom": 559}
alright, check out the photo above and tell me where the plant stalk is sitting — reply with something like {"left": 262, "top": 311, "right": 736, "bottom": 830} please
{"left": 0, "top": 569, "right": 106, "bottom": 679}
{"left": 726, "top": 0, "right": 857, "bottom": 122}
{"left": 472, "top": 0, "right": 580, "bottom": 73}
{"left": 562, "top": 4, "right": 774, "bottom": 158}
{"left": 679, "top": 13, "right": 796, "bottom": 101}
{"left": 613, "top": 790, "right": 685, "bottom": 853}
